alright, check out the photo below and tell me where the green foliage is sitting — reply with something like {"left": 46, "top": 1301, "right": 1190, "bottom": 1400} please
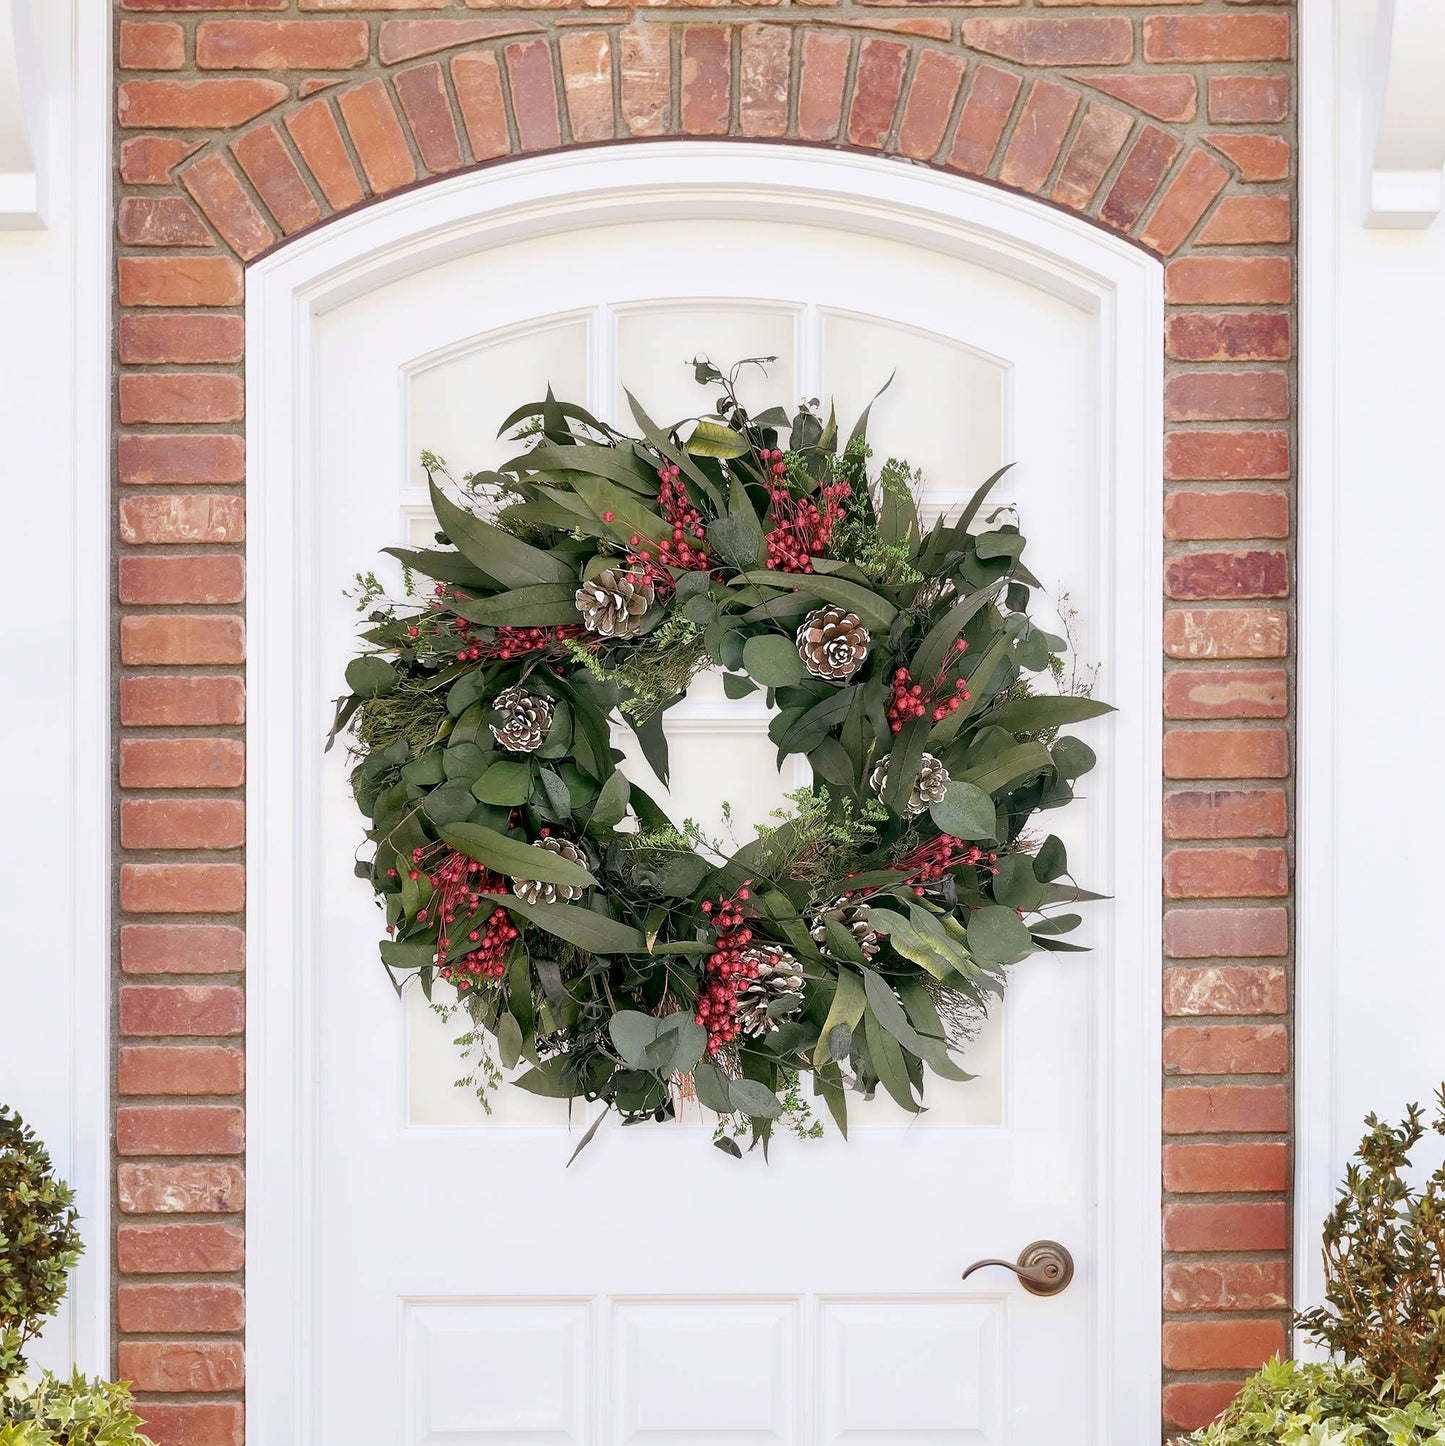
{"left": 1298, "top": 1090, "right": 1445, "bottom": 1400}
{"left": 1, "top": 1373, "right": 153, "bottom": 1446}
{"left": 0, "top": 1110, "right": 80, "bottom": 1382}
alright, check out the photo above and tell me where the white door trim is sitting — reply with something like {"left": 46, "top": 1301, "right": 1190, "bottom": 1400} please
{"left": 244, "top": 141, "right": 1164, "bottom": 1445}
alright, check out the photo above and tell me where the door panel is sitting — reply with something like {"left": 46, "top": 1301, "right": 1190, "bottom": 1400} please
{"left": 313, "top": 216, "right": 1105, "bottom": 1444}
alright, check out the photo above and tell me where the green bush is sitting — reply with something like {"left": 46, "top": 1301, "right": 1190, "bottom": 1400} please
{"left": 0, "top": 1106, "right": 152, "bottom": 1445}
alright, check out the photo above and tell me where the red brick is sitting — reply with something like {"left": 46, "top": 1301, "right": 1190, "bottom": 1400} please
{"left": 302, "top": 0, "right": 453, "bottom": 7}
{"left": 452, "top": 50, "right": 511, "bottom": 158}
{"left": 1166, "top": 256, "right": 1292, "bottom": 306}
{"left": 1165, "top": 842, "right": 1288, "bottom": 894}
{"left": 680, "top": 28, "right": 729, "bottom": 139}
{"left": 337, "top": 80, "right": 417, "bottom": 195}
{"left": 134, "top": 1403, "right": 244, "bottom": 1446}
{"left": 1165, "top": 1084, "right": 1290, "bottom": 1135}
{"left": 1140, "top": 149, "right": 1229, "bottom": 253}
{"left": 1165, "top": 549, "right": 1288, "bottom": 599}
{"left": 1146, "top": 14, "right": 1289, "bottom": 63}
{"left": 121, "top": 315, "right": 244, "bottom": 366}
{"left": 197, "top": 19, "right": 368, "bottom": 69}
{"left": 231, "top": 122, "right": 322, "bottom": 234}
{"left": 121, "top": 21, "right": 186, "bottom": 69}
{"left": 1167, "top": 311, "right": 1290, "bottom": 362}
{"left": 1164, "top": 1025, "right": 1289, "bottom": 1077}
{"left": 1077, "top": 72, "right": 1195, "bottom": 123}
{"left": 119, "top": 77, "right": 287, "bottom": 128}
{"left": 118, "top": 1162, "right": 245, "bottom": 1213}
{"left": 963, "top": 17, "right": 1132, "bottom": 66}
{"left": 561, "top": 31, "right": 616, "bottom": 143}
{"left": 1051, "top": 101, "right": 1132, "bottom": 210}
{"left": 1208, "top": 75, "right": 1288, "bottom": 124}
{"left": 620, "top": 25, "right": 671, "bottom": 139}
{"left": 1163, "top": 1140, "right": 1290, "bottom": 1190}
{"left": 120, "top": 498, "right": 244, "bottom": 550}
{"left": 1164, "top": 608, "right": 1287, "bottom": 659}
{"left": 1208, "top": 132, "right": 1290, "bottom": 182}
{"left": 117, "top": 1282, "right": 244, "bottom": 1334}
{"left": 121, "top": 864, "right": 246, "bottom": 916}
{"left": 1165, "top": 371, "right": 1290, "bottom": 422}
{"left": 1164, "top": 905, "right": 1289, "bottom": 957}
{"left": 123, "top": 0, "right": 285, "bottom": 8}
{"left": 120, "top": 670, "right": 239, "bottom": 721}
{"left": 120, "top": 739, "right": 245, "bottom": 789}
{"left": 897, "top": 51, "right": 966, "bottom": 161}
{"left": 121, "top": 923, "right": 246, "bottom": 975}
{"left": 118, "top": 1341, "right": 245, "bottom": 1394}
{"left": 119, "top": 1044, "right": 245, "bottom": 1096}
{"left": 1165, "top": 727, "right": 1289, "bottom": 780}
{"left": 121, "top": 135, "right": 205, "bottom": 185}
{"left": 842, "top": 38, "right": 904, "bottom": 149}
{"left": 119, "top": 1222, "right": 245, "bottom": 1274}
{"left": 1200, "top": 193, "right": 1292, "bottom": 245}
{"left": 505, "top": 39, "right": 562, "bottom": 150}
{"left": 119, "top": 257, "right": 243, "bottom": 308}
{"left": 1165, "top": 490, "right": 1289, "bottom": 541}
{"left": 395, "top": 62, "right": 464, "bottom": 173}
{"left": 120, "top": 554, "right": 245, "bottom": 606}
{"left": 1163, "top": 1381, "right": 1248, "bottom": 1434}
{"left": 1164, "top": 964, "right": 1288, "bottom": 1016}
{"left": 121, "top": 800, "right": 246, "bottom": 851}
{"left": 1164, "top": 1206, "right": 1290, "bottom": 1258}
{"left": 1165, "top": 1261, "right": 1289, "bottom": 1313}
{"left": 121, "top": 615, "right": 245, "bottom": 665}
{"left": 285, "top": 97, "right": 366, "bottom": 210}
{"left": 1163, "top": 668, "right": 1287, "bottom": 721}
{"left": 116, "top": 1105, "right": 245, "bottom": 1157}
{"left": 120, "top": 373, "right": 245, "bottom": 427}
{"left": 947, "top": 65, "right": 1021, "bottom": 175}
{"left": 998, "top": 79, "right": 1078, "bottom": 192}
{"left": 118, "top": 196, "right": 213, "bottom": 248}
{"left": 1100, "top": 125, "right": 1181, "bottom": 232}
{"left": 380, "top": 19, "right": 539, "bottom": 65}
{"left": 120, "top": 434, "right": 245, "bottom": 487}
{"left": 1165, "top": 788, "right": 1287, "bottom": 839}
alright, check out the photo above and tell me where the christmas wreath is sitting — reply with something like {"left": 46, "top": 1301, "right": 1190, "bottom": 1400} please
{"left": 331, "top": 359, "right": 1110, "bottom": 1157}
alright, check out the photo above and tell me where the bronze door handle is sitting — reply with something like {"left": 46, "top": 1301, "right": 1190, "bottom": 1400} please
{"left": 961, "top": 1240, "right": 1074, "bottom": 1298}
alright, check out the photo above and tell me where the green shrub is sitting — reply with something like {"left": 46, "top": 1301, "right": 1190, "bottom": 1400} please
{"left": 0, "top": 1375, "right": 152, "bottom": 1446}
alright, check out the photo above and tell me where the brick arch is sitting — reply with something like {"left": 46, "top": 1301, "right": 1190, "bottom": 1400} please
{"left": 119, "top": 17, "right": 1282, "bottom": 267}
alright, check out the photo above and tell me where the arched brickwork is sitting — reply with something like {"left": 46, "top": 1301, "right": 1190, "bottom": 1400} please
{"left": 112, "top": 7, "right": 1296, "bottom": 1443}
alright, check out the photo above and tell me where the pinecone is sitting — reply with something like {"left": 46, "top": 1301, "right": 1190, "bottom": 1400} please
{"left": 510, "top": 837, "right": 588, "bottom": 905}
{"left": 809, "top": 904, "right": 880, "bottom": 961}
{"left": 735, "top": 947, "right": 805, "bottom": 1038}
{"left": 575, "top": 568, "right": 654, "bottom": 639}
{"left": 490, "top": 686, "right": 554, "bottom": 754}
{"left": 795, "top": 605, "right": 870, "bottom": 682}
{"left": 870, "top": 752, "right": 950, "bottom": 816}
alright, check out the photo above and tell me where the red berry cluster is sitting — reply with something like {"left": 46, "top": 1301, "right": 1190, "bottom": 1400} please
{"left": 886, "top": 640, "right": 972, "bottom": 734}
{"left": 840, "top": 836, "right": 994, "bottom": 902}
{"left": 693, "top": 882, "right": 767, "bottom": 1055}
{"left": 409, "top": 844, "right": 516, "bottom": 987}
{"left": 762, "top": 451, "right": 851, "bottom": 573}
{"left": 413, "top": 584, "right": 583, "bottom": 662}
{"left": 618, "top": 463, "right": 715, "bottom": 597}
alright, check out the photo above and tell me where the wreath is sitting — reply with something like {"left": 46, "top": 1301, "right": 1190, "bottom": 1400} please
{"left": 331, "top": 358, "right": 1110, "bottom": 1158}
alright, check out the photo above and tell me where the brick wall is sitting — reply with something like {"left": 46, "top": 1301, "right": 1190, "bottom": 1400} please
{"left": 110, "top": 1, "right": 1296, "bottom": 1439}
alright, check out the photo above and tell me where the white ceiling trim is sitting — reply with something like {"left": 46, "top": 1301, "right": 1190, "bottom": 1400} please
{"left": 1365, "top": 0, "right": 1445, "bottom": 228}
{"left": 0, "top": 0, "right": 43, "bottom": 229}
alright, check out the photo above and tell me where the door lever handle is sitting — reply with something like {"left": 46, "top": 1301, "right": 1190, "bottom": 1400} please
{"left": 961, "top": 1240, "right": 1074, "bottom": 1298}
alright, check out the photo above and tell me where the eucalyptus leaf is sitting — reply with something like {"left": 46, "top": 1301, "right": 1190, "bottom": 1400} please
{"left": 743, "top": 634, "right": 806, "bottom": 687}
{"left": 345, "top": 656, "right": 398, "bottom": 699}
{"left": 441, "top": 823, "right": 596, "bottom": 886}
{"left": 928, "top": 780, "right": 997, "bottom": 840}
{"left": 966, "top": 905, "right": 1034, "bottom": 966}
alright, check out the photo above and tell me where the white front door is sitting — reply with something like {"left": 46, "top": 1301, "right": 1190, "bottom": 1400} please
{"left": 286, "top": 176, "right": 1151, "bottom": 1446}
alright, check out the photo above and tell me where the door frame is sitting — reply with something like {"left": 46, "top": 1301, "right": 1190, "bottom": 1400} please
{"left": 245, "top": 140, "right": 1164, "bottom": 1445}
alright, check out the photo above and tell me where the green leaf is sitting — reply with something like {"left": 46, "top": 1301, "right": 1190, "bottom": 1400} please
{"left": 743, "top": 634, "right": 806, "bottom": 687}
{"left": 983, "top": 696, "right": 1114, "bottom": 734}
{"left": 382, "top": 546, "right": 491, "bottom": 588}
{"left": 345, "top": 656, "right": 398, "bottom": 698}
{"left": 1031, "top": 911, "right": 1082, "bottom": 937}
{"left": 589, "top": 769, "right": 631, "bottom": 830}
{"left": 496, "top": 1012, "right": 523, "bottom": 1070}
{"left": 513, "top": 1060, "right": 577, "bottom": 1098}
{"left": 967, "top": 905, "right": 1034, "bottom": 966}
{"left": 379, "top": 940, "right": 436, "bottom": 969}
{"left": 864, "top": 1007, "right": 920, "bottom": 1113}
{"left": 731, "top": 572, "right": 897, "bottom": 631}
{"left": 630, "top": 703, "right": 672, "bottom": 788}
{"left": 422, "top": 779, "right": 480, "bottom": 826}
{"left": 567, "top": 473, "right": 668, "bottom": 549}
{"left": 1050, "top": 736, "right": 1096, "bottom": 781}
{"left": 812, "top": 968, "right": 866, "bottom": 1068}
{"left": 609, "top": 1010, "right": 660, "bottom": 1068}
{"left": 958, "top": 464, "right": 1015, "bottom": 534}
{"left": 910, "top": 583, "right": 1002, "bottom": 685}
{"left": 847, "top": 371, "right": 893, "bottom": 448}
{"left": 958, "top": 742, "right": 1054, "bottom": 796}
{"left": 687, "top": 419, "right": 751, "bottom": 458}
{"left": 645, "top": 1012, "right": 708, "bottom": 1074}
{"left": 991, "top": 854, "right": 1045, "bottom": 912}
{"left": 472, "top": 759, "right": 533, "bottom": 806}
{"left": 428, "top": 478, "right": 575, "bottom": 588}
{"left": 860, "top": 966, "right": 972, "bottom": 1083}
{"left": 1033, "top": 835, "right": 1067, "bottom": 881}
{"left": 866, "top": 907, "right": 963, "bottom": 981}
{"left": 501, "top": 896, "right": 646, "bottom": 953}
{"left": 449, "top": 584, "right": 581, "bottom": 628}
{"left": 441, "top": 822, "right": 597, "bottom": 886}
{"left": 728, "top": 1076, "right": 784, "bottom": 1120}
{"left": 692, "top": 1061, "right": 735, "bottom": 1114}
{"left": 401, "top": 752, "right": 445, "bottom": 788}
{"left": 928, "top": 780, "right": 997, "bottom": 840}
{"left": 624, "top": 390, "right": 724, "bottom": 511}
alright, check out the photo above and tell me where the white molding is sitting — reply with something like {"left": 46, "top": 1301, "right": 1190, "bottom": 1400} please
{"left": 0, "top": 0, "right": 44, "bottom": 228}
{"left": 1363, "top": 0, "right": 1445, "bottom": 228}
{"left": 1295, "top": 2, "right": 1342, "bottom": 1338}
{"left": 245, "top": 142, "right": 1163, "bottom": 1445}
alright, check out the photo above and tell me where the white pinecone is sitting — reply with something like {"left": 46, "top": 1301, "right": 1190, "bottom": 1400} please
{"left": 735, "top": 947, "right": 804, "bottom": 1038}
{"left": 870, "top": 752, "right": 950, "bottom": 816}
{"left": 510, "top": 837, "right": 588, "bottom": 905}
{"left": 809, "top": 904, "right": 880, "bottom": 960}
{"left": 574, "top": 568, "right": 654, "bottom": 639}
{"left": 490, "top": 686, "right": 554, "bottom": 754}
